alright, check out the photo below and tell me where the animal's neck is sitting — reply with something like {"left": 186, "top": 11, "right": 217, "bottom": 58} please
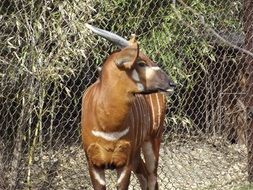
{"left": 95, "top": 78, "right": 134, "bottom": 132}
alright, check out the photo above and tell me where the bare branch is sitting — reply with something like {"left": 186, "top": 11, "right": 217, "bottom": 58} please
{"left": 177, "top": 0, "right": 253, "bottom": 58}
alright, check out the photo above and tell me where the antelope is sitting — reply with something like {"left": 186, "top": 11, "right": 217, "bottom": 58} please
{"left": 81, "top": 24, "right": 175, "bottom": 190}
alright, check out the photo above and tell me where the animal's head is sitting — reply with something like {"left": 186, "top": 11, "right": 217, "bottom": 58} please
{"left": 86, "top": 24, "right": 176, "bottom": 95}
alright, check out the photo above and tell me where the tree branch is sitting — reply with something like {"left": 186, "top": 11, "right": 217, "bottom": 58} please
{"left": 177, "top": 0, "right": 253, "bottom": 58}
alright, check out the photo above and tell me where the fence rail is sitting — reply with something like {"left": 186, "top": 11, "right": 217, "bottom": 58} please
{"left": 0, "top": 0, "right": 252, "bottom": 189}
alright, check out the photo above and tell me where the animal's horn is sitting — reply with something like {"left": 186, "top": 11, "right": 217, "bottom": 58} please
{"left": 85, "top": 23, "right": 129, "bottom": 48}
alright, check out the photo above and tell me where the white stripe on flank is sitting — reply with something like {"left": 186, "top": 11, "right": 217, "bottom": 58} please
{"left": 133, "top": 104, "right": 138, "bottom": 147}
{"left": 92, "top": 169, "right": 105, "bottom": 186}
{"left": 138, "top": 97, "right": 147, "bottom": 145}
{"left": 135, "top": 98, "right": 141, "bottom": 146}
{"left": 139, "top": 99, "right": 142, "bottom": 145}
{"left": 149, "top": 95, "right": 156, "bottom": 129}
{"left": 156, "top": 93, "right": 161, "bottom": 128}
{"left": 92, "top": 128, "right": 129, "bottom": 141}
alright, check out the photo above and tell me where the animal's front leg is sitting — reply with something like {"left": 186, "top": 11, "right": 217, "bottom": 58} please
{"left": 116, "top": 166, "right": 132, "bottom": 190}
{"left": 87, "top": 161, "right": 106, "bottom": 190}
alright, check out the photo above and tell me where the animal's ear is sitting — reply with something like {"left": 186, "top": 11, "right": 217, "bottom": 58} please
{"left": 128, "top": 34, "right": 137, "bottom": 45}
{"left": 114, "top": 41, "right": 139, "bottom": 70}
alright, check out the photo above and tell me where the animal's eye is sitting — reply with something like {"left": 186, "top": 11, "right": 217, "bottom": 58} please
{"left": 137, "top": 61, "right": 146, "bottom": 67}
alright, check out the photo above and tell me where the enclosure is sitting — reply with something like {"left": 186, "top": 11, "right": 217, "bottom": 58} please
{"left": 1, "top": 0, "right": 253, "bottom": 189}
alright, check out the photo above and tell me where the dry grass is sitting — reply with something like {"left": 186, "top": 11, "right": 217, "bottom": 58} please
{"left": 0, "top": 1, "right": 249, "bottom": 190}
{"left": 11, "top": 137, "right": 248, "bottom": 190}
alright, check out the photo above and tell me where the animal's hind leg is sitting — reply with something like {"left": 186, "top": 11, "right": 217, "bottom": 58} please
{"left": 133, "top": 156, "right": 148, "bottom": 190}
{"left": 142, "top": 138, "right": 161, "bottom": 190}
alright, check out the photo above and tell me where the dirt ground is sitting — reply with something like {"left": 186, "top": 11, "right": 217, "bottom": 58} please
{"left": 14, "top": 137, "right": 248, "bottom": 190}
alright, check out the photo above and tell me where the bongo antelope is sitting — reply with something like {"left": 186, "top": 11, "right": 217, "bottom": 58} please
{"left": 81, "top": 24, "right": 175, "bottom": 190}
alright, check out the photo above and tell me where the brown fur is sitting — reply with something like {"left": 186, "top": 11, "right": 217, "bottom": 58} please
{"left": 81, "top": 38, "right": 172, "bottom": 190}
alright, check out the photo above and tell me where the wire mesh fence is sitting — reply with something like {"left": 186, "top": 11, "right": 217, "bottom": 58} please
{"left": 0, "top": 0, "right": 253, "bottom": 189}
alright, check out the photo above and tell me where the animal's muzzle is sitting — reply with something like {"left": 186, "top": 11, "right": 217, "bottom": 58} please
{"left": 158, "top": 70, "right": 176, "bottom": 93}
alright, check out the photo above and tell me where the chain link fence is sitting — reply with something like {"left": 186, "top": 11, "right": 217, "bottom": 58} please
{"left": 0, "top": 0, "right": 253, "bottom": 189}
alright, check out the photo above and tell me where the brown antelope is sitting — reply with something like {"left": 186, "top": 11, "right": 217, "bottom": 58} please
{"left": 81, "top": 24, "right": 175, "bottom": 190}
